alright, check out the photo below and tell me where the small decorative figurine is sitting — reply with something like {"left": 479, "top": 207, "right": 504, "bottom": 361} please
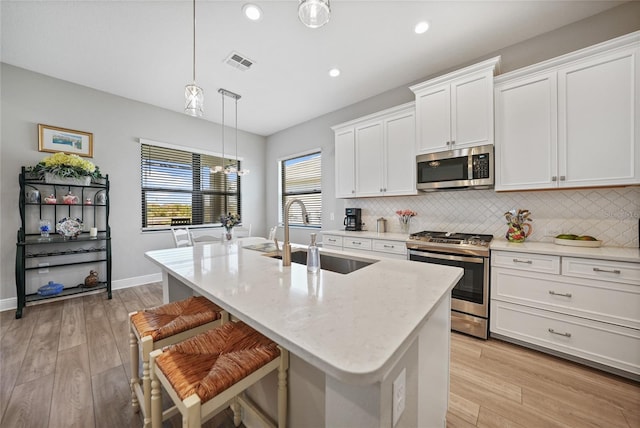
{"left": 84, "top": 270, "right": 99, "bottom": 287}
{"left": 44, "top": 194, "right": 57, "bottom": 204}
{"left": 63, "top": 191, "right": 79, "bottom": 204}
{"left": 85, "top": 197, "right": 92, "bottom": 205}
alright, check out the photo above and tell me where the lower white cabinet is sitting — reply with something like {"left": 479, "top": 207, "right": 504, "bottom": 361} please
{"left": 322, "top": 233, "right": 407, "bottom": 260}
{"left": 491, "top": 249, "right": 640, "bottom": 377}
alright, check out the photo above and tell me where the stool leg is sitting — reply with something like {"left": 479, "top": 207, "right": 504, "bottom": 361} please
{"left": 150, "top": 350, "right": 162, "bottom": 428}
{"left": 231, "top": 396, "right": 242, "bottom": 426}
{"left": 129, "top": 319, "right": 140, "bottom": 412}
{"left": 183, "top": 395, "right": 202, "bottom": 428}
{"left": 278, "top": 348, "right": 289, "bottom": 428}
{"left": 141, "top": 335, "right": 153, "bottom": 427}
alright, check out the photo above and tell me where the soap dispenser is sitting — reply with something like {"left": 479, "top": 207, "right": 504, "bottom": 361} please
{"left": 307, "top": 233, "right": 320, "bottom": 274}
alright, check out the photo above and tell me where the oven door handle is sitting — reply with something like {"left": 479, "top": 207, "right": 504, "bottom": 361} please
{"left": 408, "top": 249, "right": 485, "bottom": 264}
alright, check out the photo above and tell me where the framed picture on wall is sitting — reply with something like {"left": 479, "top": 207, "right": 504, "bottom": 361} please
{"left": 38, "top": 124, "right": 94, "bottom": 158}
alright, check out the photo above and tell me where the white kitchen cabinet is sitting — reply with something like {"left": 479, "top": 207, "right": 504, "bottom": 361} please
{"left": 410, "top": 57, "right": 500, "bottom": 154}
{"left": 495, "top": 32, "right": 640, "bottom": 191}
{"left": 332, "top": 103, "right": 416, "bottom": 198}
{"left": 494, "top": 72, "right": 558, "bottom": 190}
{"left": 491, "top": 249, "right": 640, "bottom": 378}
{"left": 321, "top": 232, "right": 408, "bottom": 260}
{"left": 335, "top": 129, "right": 356, "bottom": 198}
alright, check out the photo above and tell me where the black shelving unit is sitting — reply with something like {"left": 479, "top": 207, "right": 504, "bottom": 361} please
{"left": 15, "top": 166, "right": 112, "bottom": 318}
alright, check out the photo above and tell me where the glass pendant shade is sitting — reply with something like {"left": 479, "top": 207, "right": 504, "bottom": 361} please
{"left": 185, "top": 83, "right": 204, "bottom": 117}
{"left": 298, "top": 0, "right": 330, "bottom": 28}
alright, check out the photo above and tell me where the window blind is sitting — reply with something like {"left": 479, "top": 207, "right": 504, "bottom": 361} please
{"left": 281, "top": 152, "right": 321, "bottom": 227}
{"left": 141, "top": 143, "right": 240, "bottom": 229}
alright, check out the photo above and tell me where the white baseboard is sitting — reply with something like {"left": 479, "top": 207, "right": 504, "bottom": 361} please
{"left": 0, "top": 272, "right": 163, "bottom": 312}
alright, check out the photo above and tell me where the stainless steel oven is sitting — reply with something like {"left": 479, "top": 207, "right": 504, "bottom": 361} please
{"left": 407, "top": 231, "right": 493, "bottom": 339}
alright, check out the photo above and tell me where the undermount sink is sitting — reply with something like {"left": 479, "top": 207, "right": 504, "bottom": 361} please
{"left": 265, "top": 250, "right": 376, "bottom": 274}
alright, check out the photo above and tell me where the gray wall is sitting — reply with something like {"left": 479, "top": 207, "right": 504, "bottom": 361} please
{"left": 265, "top": 2, "right": 640, "bottom": 245}
{"left": 0, "top": 65, "right": 267, "bottom": 302}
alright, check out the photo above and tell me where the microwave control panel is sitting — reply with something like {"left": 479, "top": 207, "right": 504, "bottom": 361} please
{"left": 472, "top": 154, "right": 491, "bottom": 179}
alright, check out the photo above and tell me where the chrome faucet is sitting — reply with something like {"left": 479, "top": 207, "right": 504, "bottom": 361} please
{"left": 283, "top": 199, "right": 309, "bottom": 266}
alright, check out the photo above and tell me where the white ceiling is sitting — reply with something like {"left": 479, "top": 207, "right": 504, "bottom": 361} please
{"left": 1, "top": 1, "right": 625, "bottom": 136}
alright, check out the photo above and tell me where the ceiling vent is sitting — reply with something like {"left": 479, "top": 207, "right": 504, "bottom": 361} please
{"left": 224, "top": 52, "right": 254, "bottom": 71}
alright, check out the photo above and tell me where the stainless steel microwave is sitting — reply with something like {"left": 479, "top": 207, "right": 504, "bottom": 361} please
{"left": 416, "top": 144, "right": 494, "bottom": 191}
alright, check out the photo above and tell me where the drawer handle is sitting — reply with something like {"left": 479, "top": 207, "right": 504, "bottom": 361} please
{"left": 512, "top": 258, "right": 532, "bottom": 264}
{"left": 548, "top": 328, "right": 571, "bottom": 338}
{"left": 548, "top": 290, "right": 572, "bottom": 298}
{"left": 352, "top": 241, "right": 361, "bottom": 245}
{"left": 593, "top": 267, "right": 621, "bottom": 274}
{"left": 383, "top": 245, "right": 395, "bottom": 248}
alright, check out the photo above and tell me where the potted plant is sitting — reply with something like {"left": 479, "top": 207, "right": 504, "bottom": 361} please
{"left": 28, "top": 152, "right": 102, "bottom": 185}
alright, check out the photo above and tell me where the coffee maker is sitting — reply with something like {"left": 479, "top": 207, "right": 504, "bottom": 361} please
{"left": 344, "top": 208, "right": 362, "bottom": 231}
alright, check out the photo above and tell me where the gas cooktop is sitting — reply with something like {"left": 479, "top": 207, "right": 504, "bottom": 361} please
{"left": 406, "top": 231, "right": 494, "bottom": 256}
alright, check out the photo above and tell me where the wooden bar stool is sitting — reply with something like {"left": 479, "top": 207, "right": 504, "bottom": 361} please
{"left": 150, "top": 320, "right": 288, "bottom": 428}
{"left": 129, "top": 296, "right": 227, "bottom": 427}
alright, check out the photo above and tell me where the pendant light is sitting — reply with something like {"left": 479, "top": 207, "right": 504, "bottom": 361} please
{"left": 184, "top": 0, "right": 203, "bottom": 117}
{"left": 298, "top": 0, "right": 331, "bottom": 28}
{"left": 217, "top": 88, "right": 249, "bottom": 176}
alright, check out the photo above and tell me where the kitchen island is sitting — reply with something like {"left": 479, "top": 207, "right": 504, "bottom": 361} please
{"left": 145, "top": 237, "right": 463, "bottom": 427}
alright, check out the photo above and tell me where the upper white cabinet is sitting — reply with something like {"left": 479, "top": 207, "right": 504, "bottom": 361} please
{"left": 333, "top": 103, "right": 416, "bottom": 198}
{"left": 410, "top": 57, "right": 501, "bottom": 154}
{"left": 495, "top": 32, "right": 640, "bottom": 191}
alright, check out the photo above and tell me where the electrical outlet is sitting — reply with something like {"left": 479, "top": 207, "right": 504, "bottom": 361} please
{"left": 392, "top": 368, "right": 406, "bottom": 427}
{"left": 38, "top": 262, "right": 49, "bottom": 274}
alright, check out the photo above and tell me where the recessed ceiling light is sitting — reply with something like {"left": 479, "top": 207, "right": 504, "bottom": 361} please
{"left": 243, "top": 3, "right": 262, "bottom": 21}
{"left": 415, "top": 21, "right": 430, "bottom": 34}
{"left": 328, "top": 68, "right": 341, "bottom": 77}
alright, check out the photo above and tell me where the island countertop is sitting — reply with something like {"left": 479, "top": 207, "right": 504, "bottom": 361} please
{"left": 145, "top": 238, "right": 462, "bottom": 385}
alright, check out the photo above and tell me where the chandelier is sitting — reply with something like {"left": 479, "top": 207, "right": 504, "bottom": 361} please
{"left": 184, "top": 0, "right": 204, "bottom": 117}
{"left": 217, "top": 88, "right": 250, "bottom": 176}
{"left": 298, "top": 0, "right": 331, "bottom": 29}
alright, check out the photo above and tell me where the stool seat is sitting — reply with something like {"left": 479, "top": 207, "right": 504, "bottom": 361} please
{"left": 131, "top": 296, "right": 222, "bottom": 342}
{"left": 129, "top": 296, "right": 226, "bottom": 428}
{"left": 151, "top": 321, "right": 288, "bottom": 428}
{"left": 156, "top": 321, "right": 280, "bottom": 403}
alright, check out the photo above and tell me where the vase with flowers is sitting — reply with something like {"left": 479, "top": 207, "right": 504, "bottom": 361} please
{"left": 504, "top": 209, "right": 533, "bottom": 242}
{"left": 396, "top": 209, "right": 417, "bottom": 234}
{"left": 27, "top": 152, "right": 102, "bottom": 185}
{"left": 220, "top": 212, "right": 241, "bottom": 241}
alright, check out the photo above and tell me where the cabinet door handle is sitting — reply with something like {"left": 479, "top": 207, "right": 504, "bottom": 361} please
{"left": 559, "top": 175, "right": 566, "bottom": 181}
{"left": 548, "top": 328, "right": 571, "bottom": 338}
{"left": 451, "top": 140, "right": 455, "bottom": 145}
{"left": 512, "top": 258, "right": 533, "bottom": 264}
{"left": 551, "top": 176, "right": 557, "bottom": 182}
{"left": 593, "top": 267, "right": 621, "bottom": 274}
{"left": 446, "top": 141, "right": 450, "bottom": 146}
{"left": 548, "top": 290, "right": 572, "bottom": 298}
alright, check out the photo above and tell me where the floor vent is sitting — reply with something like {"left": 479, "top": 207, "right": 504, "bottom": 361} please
{"left": 224, "top": 52, "right": 254, "bottom": 71}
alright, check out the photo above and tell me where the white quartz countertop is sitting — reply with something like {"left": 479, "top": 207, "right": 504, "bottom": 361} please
{"left": 145, "top": 237, "right": 462, "bottom": 384}
{"left": 321, "top": 230, "right": 409, "bottom": 242}
{"left": 491, "top": 239, "right": 640, "bottom": 263}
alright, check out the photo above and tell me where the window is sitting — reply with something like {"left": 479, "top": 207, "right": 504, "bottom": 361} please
{"left": 280, "top": 151, "right": 321, "bottom": 227}
{"left": 141, "top": 142, "right": 241, "bottom": 229}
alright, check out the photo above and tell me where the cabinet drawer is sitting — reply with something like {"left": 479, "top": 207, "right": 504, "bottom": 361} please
{"left": 562, "top": 257, "right": 640, "bottom": 286}
{"left": 372, "top": 239, "right": 406, "bottom": 256}
{"left": 490, "top": 300, "right": 640, "bottom": 376}
{"left": 491, "top": 251, "right": 560, "bottom": 274}
{"left": 343, "top": 238, "right": 372, "bottom": 251}
{"left": 322, "top": 235, "right": 343, "bottom": 248}
{"left": 492, "top": 268, "right": 640, "bottom": 329}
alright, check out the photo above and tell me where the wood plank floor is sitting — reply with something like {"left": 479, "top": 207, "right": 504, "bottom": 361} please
{"left": 1, "top": 283, "right": 638, "bottom": 427}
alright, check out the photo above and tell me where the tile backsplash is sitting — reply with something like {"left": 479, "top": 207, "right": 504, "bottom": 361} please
{"left": 347, "top": 187, "right": 640, "bottom": 248}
